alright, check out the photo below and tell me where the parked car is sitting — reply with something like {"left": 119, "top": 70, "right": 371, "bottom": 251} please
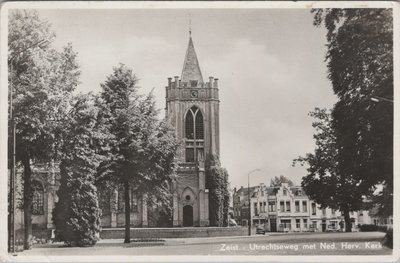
{"left": 326, "top": 225, "right": 339, "bottom": 232}
{"left": 256, "top": 225, "right": 266, "bottom": 235}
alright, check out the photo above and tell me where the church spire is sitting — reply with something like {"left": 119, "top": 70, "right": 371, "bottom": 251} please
{"left": 181, "top": 28, "right": 203, "bottom": 84}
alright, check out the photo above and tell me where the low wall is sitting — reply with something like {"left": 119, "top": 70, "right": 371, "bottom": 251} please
{"left": 100, "top": 227, "right": 247, "bottom": 239}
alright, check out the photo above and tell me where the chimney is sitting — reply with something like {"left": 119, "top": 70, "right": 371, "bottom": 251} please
{"left": 168, "top": 77, "right": 172, "bottom": 87}
{"left": 209, "top": 77, "right": 214, "bottom": 88}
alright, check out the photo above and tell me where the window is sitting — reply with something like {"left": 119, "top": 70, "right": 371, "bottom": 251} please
{"left": 311, "top": 203, "right": 316, "bottom": 215}
{"left": 263, "top": 202, "right": 267, "bottom": 212}
{"left": 195, "top": 111, "right": 204, "bottom": 139}
{"left": 303, "top": 219, "right": 308, "bottom": 228}
{"left": 302, "top": 201, "right": 307, "bottom": 212}
{"left": 32, "top": 181, "right": 44, "bottom": 215}
{"left": 269, "top": 201, "right": 276, "bottom": 212}
{"left": 280, "top": 201, "right": 285, "bottom": 212}
{"left": 295, "top": 201, "right": 300, "bottom": 212}
{"left": 253, "top": 202, "right": 258, "bottom": 215}
{"left": 259, "top": 202, "right": 263, "bottom": 213}
{"left": 322, "top": 208, "right": 326, "bottom": 216}
{"left": 281, "top": 219, "right": 291, "bottom": 230}
{"left": 185, "top": 109, "right": 194, "bottom": 139}
{"left": 185, "top": 106, "right": 204, "bottom": 162}
{"left": 359, "top": 211, "right": 363, "bottom": 216}
{"left": 296, "top": 219, "right": 300, "bottom": 229}
{"left": 283, "top": 189, "right": 287, "bottom": 196}
{"left": 286, "top": 201, "right": 291, "bottom": 212}
{"left": 311, "top": 220, "right": 317, "bottom": 229}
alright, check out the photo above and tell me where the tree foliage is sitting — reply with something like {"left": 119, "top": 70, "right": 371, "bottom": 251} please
{"left": 206, "top": 155, "right": 230, "bottom": 227}
{"left": 294, "top": 108, "right": 363, "bottom": 231}
{"left": 96, "top": 64, "right": 178, "bottom": 242}
{"left": 53, "top": 94, "right": 108, "bottom": 246}
{"left": 312, "top": 8, "right": 393, "bottom": 217}
{"left": 270, "top": 175, "right": 294, "bottom": 187}
{"left": 8, "top": 10, "right": 80, "bottom": 249}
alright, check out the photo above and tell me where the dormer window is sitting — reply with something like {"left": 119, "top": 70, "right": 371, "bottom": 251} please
{"left": 283, "top": 189, "right": 287, "bottom": 196}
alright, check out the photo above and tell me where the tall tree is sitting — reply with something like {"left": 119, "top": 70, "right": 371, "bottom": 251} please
{"left": 53, "top": 94, "right": 109, "bottom": 246}
{"left": 294, "top": 108, "right": 363, "bottom": 232}
{"left": 312, "top": 9, "right": 393, "bottom": 217}
{"left": 96, "top": 64, "right": 178, "bottom": 243}
{"left": 206, "top": 155, "right": 230, "bottom": 227}
{"left": 270, "top": 175, "right": 294, "bottom": 187}
{"left": 8, "top": 10, "right": 80, "bottom": 249}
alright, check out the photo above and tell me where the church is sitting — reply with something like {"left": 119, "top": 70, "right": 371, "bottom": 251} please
{"left": 22, "top": 32, "right": 220, "bottom": 232}
{"left": 167, "top": 32, "right": 220, "bottom": 227}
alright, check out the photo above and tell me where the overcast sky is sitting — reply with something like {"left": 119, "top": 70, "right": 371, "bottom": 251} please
{"left": 36, "top": 8, "right": 337, "bottom": 189}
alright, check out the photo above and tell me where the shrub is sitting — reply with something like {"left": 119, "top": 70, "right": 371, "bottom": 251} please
{"left": 53, "top": 161, "right": 101, "bottom": 247}
{"left": 358, "top": 224, "right": 388, "bottom": 232}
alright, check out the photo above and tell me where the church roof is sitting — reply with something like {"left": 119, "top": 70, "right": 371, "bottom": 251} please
{"left": 181, "top": 36, "right": 203, "bottom": 83}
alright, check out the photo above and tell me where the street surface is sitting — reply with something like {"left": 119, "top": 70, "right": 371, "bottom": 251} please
{"left": 13, "top": 231, "right": 391, "bottom": 256}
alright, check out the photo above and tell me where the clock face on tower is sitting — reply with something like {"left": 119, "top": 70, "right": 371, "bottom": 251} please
{"left": 190, "top": 90, "right": 198, "bottom": 98}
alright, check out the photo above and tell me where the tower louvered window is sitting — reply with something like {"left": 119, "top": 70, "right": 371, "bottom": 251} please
{"left": 185, "top": 106, "right": 204, "bottom": 162}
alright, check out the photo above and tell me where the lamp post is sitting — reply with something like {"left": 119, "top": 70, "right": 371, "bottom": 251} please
{"left": 8, "top": 39, "right": 49, "bottom": 254}
{"left": 247, "top": 168, "right": 260, "bottom": 236}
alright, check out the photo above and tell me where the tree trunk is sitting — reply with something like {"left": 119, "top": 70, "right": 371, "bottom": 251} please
{"left": 343, "top": 208, "right": 352, "bottom": 232}
{"left": 23, "top": 157, "right": 32, "bottom": 250}
{"left": 124, "top": 180, "right": 131, "bottom": 243}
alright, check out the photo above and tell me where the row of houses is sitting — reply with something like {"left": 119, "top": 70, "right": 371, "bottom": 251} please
{"left": 232, "top": 183, "right": 392, "bottom": 232}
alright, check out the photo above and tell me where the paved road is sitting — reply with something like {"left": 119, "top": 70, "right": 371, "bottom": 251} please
{"left": 11, "top": 231, "right": 392, "bottom": 257}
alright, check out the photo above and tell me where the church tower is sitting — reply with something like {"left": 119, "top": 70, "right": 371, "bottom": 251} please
{"left": 166, "top": 32, "right": 220, "bottom": 227}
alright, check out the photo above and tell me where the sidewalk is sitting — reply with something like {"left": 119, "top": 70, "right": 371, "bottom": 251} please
{"left": 32, "top": 231, "right": 340, "bottom": 249}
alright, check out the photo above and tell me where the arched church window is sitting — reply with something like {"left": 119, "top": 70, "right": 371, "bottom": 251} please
{"left": 32, "top": 181, "right": 44, "bottom": 215}
{"left": 185, "top": 106, "right": 205, "bottom": 163}
{"left": 185, "top": 106, "right": 204, "bottom": 140}
{"left": 185, "top": 109, "right": 194, "bottom": 139}
{"left": 195, "top": 110, "right": 204, "bottom": 139}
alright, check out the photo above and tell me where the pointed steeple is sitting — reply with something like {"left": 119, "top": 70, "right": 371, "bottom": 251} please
{"left": 181, "top": 35, "right": 203, "bottom": 84}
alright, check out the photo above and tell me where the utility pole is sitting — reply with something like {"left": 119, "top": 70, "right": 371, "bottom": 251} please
{"left": 8, "top": 60, "right": 16, "bottom": 254}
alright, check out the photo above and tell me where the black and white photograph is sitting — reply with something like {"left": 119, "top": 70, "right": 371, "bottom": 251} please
{"left": 1, "top": 1, "right": 398, "bottom": 261}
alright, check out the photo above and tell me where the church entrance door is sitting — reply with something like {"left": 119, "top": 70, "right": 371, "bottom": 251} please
{"left": 183, "top": 205, "right": 193, "bottom": 227}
